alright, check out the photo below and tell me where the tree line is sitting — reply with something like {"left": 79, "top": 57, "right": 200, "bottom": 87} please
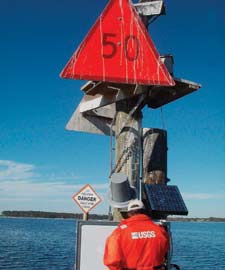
{"left": 1, "top": 210, "right": 108, "bottom": 220}
{"left": 1, "top": 211, "right": 225, "bottom": 222}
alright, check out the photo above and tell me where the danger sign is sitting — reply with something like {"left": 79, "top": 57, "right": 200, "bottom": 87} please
{"left": 72, "top": 184, "right": 102, "bottom": 214}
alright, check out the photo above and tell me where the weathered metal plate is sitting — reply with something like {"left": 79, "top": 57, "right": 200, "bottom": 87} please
{"left": 80, "top": 81, "right": 148, "bottom": 112}
{"left": 66, "top": 96, "right": 115, "bottom": 136}
{"left": 146, "top": 77, "right": 201, "bottom": 108}
{"left": 66, "top": 77, "right": 201, "bottom": 136}
{"left": 80, "top": 77, "right": 201, "bottom": 112}
{"left": 60, "top": 0, "right": 174, "bottom": 86}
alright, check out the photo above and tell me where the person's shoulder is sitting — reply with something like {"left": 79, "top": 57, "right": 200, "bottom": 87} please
{"left": 152, "top": 221, "right": 166, "bottom": 230}
{"left": 147, "top": 219, "right": 167, "bottom": 232}
{"left": 117, "top": 219, "right": 129, "bottom": 230}
{"left": 154, "top": 223, "right": 169, "bottom": 237}
{"left": 106, "top": 225, "right": 120, "bottom": 241}
{"left": 110, "top": 220, "right": 127, "bottom": 234}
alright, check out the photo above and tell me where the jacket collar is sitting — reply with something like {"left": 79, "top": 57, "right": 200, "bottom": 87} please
{"left": 121, "top": 214, "right": 152, "bottom": 225}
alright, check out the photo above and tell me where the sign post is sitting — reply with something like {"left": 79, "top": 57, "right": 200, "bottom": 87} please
{"left": 72, "top": 184, "right": 102, "bottom": 221}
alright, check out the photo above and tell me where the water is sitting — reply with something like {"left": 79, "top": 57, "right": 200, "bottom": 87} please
{"left": 0, "top": 218, "right": 75, "bottom": 270}
{"left": 0, "top": 218, "right": 225, "bottom": 270}
{"left": 170, "top": 222, "right": 225, "bottom": 270}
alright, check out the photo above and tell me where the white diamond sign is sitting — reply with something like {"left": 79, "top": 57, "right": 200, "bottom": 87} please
{"left": 72, "top": 184, "right": 102, "bottom": 214}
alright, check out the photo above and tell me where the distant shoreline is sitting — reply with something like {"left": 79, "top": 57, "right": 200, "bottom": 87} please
{"left": 1, "top": 211, "right": 225, "bottom": 222}
{"left": 0, "top": 210, "right": 108, "bottom": 220}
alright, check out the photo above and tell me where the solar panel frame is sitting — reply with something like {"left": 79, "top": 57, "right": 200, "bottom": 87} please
{"left": 144, "top": 184, "right": 188, "bottom": 216}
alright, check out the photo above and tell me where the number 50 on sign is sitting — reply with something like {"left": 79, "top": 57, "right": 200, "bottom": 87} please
{"left": 61, "top": 0, "right": 174, "bottom": 86}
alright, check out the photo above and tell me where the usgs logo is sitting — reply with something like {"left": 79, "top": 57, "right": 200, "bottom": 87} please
{"left": 131, "top": 231, "right": 156, "bottom": 239}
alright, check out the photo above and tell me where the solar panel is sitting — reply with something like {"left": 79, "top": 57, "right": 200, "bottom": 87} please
{"left": 144, "top": 184, "right": 188, "bottom": 216}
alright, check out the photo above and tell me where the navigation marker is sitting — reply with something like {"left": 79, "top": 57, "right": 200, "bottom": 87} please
{"left": 60, "top": 0, "right": 175, "bottom": 86}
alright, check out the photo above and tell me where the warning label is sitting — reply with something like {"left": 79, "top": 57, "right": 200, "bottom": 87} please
{"left": 72, "top": 184, "right": 102, "bottom": 214}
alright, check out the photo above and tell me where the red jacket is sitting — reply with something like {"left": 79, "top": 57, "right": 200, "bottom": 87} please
{"left": 104, "top": 214, "right": 169, "bottom": 270}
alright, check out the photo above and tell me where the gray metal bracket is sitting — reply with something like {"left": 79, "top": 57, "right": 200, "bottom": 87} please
{"left": 134, "top": 1, "right": 165, "bottom": 17}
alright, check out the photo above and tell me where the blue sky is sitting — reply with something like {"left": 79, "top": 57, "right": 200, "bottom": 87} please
{"left": 0, "top": 0, "right": 224, "bottom": 218}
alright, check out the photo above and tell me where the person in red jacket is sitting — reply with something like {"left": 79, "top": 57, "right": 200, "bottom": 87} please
{"left": 103, "top": 199, "right": 169, "bottom": 270}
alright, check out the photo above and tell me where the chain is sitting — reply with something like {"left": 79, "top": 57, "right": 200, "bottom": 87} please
{"left": 110, "top": 137, "right": 138, "bottom": 175}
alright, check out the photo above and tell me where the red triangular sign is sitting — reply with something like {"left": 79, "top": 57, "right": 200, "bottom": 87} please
{"left": 60, "top": 0, "right": 175, "bottom": 86}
